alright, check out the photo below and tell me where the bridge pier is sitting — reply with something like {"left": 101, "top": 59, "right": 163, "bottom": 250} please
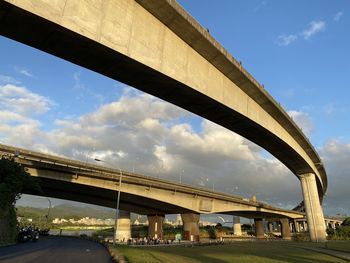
{"left": 330, "top": 221, "right": 336, "bottom": 230}
{"left": 116, "top": 210, "right": 131, "bottom": 242}
{"left": 267, "top": 222, "right": 273, "bottom": 233}
{"left": 181, "top": 213, "right": 200, "bottom": 242}
{"left": 233, "top": 216, "right": 242, "bottom": 236}
{"left": 147, "top": 215, "right": 164, "bottom": 239}
{"left": 254, "top": 218, "right": 264, "bottom": 239}
{"left": 280, "top": 218, "right": 291, "bottom": 240}
{"left": 300, "top": 173, "right": 326, "bottom": 242}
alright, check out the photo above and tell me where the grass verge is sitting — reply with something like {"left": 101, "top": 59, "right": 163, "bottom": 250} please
{"left": 111, "top": 241, "right": 349, "bottom": 263}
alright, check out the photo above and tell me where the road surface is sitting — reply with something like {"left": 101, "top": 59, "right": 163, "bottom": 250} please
{"left": 0, "top": 236, "right": 113, "bottom": 263}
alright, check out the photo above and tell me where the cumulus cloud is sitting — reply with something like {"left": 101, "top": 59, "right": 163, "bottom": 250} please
{"left": 288, "top": 110, "right": 313, "bottom": 137}
{"left": 277, "top": 34, "right": 298, "bottom": 46}
{"left": 0, "top": 84, "right": 54, "bottom": 116}
{"left": 0, "top": 84, "right": 53, "bottom": 148}
{"left": 320, "top": 140, "right": 350, "bottom": 215}
{"left": 302, "top": 21, "right": 326, "bottom": 40}
{"left": 0, "top": 84, "right": 313, "bottom": 211}
{"left": 2, "top": 89, "right": 302, "bottom": 209}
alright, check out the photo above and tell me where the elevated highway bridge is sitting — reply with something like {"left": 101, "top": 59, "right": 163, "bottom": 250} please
{"left": 0, "top": 0, "right": 327, "bottom": 241}
{"left": 2, "top": 144, "right": 306, "bottom": 240}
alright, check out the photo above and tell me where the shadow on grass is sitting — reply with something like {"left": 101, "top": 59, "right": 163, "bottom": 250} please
{"left": 118, "top": 242, "right": 346, "bottom": 263}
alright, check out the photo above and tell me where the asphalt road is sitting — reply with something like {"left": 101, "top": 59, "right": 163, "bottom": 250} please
{"left": 0, "top": 237, "right": 113, "bottom": 263}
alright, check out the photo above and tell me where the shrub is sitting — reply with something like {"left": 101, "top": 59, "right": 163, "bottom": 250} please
{"left": 0, "top": 157, "right": 41, "bottom": 245}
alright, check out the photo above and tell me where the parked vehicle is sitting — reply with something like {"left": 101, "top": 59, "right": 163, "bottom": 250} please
{"left": 17, "top": 226, "right": 40, "bottom": 242}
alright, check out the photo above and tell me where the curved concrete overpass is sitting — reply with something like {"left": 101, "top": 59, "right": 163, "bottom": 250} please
{"left": 0, "top": 0, "right": 326, "bottom": 241}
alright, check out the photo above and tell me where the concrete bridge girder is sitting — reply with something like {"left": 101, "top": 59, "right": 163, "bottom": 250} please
{"left": 25, "top": 166, "right": 304, "bottom": 220}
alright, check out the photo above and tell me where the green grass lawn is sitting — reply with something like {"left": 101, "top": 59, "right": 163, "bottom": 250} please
{"left": 301, "top": 240, "right": 350, "bottom": 253}
{"left": 113, "top": 241, "right": 349, "bottom": 263}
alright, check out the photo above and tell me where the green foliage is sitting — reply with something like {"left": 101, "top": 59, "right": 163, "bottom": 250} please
{"left": 342, "top": 217, "right": 350, "bottom": 226}
{"left": 0, "top": 158, "right": 41, "bottom": 245}
{"left": 335, "top": 226, "right": 350, "bottom": 240}
{"left": 0, "top": 158, "right": 41, "bottom": 208}
{"left": 327, "top": 221, "right": 350, "bottom": 240}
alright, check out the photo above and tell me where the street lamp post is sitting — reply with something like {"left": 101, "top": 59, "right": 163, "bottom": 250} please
{"left": 94, "top": 158, "right": 122, "bottom": 246}
{"left": 114, "top": 171, "right": 122, "bottom": 246}
{"left": 46, "top": 198, "right": 51, "bottom": 224}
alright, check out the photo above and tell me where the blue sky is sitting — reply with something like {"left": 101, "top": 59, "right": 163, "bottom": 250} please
{"left": 1, "top": 1, "right": 349, "bottom": 217}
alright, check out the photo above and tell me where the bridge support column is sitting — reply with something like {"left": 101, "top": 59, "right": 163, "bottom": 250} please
{"left": 181, "top": 213, "right": 200, "bottom": 242}
{"left": 233, "top": 216, "right": 242, "bottom": 236}
{"left": 280, "top": 218, "right": 291, "bottom": 240}
{"left": 300, "top": 173, "right": 326, "bottom": 242}
{"left": 147, "top": 215, "right": 164, "bottom": 239}
{"left": 294, "top": 220, "right": 300, "bottom": 233}
{"left": 254, "top": 218, "right": 264, "bottom": 239}
{"left": 301, "top": 220, "right": 307, "bottom": 231}
{"left": 268, "top": 222, "right": 273, "bottom": 233}
{"left": 116, "top": 210, "right": 131, "bottom": 242}
{"left": 330, "top": 222, "right": 336, "bottom": 230}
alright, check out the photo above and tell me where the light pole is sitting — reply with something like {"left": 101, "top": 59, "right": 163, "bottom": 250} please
{"left": 46, "top": 198, "right": 51, "bottom": 224}
{"left": 94, "top": 158, "right": 122, "bottom": 246}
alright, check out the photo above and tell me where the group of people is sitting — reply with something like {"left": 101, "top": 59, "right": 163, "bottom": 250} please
{"left": 125, "top": 237, "right": 177, "bottom": 245}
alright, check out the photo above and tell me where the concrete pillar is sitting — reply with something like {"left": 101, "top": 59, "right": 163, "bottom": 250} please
{"left": 331, "top": 222, "right": 336, "bottom": 229}
{"left": 325, "top": 220, "right": 329, "bottom": 229}
{"left": 302, "top": 221, "right": 307, "bottom": 232}
{"left": 280, "top": 218, "right": 291, "bottom": 240}
{"left": 181, "top": 213, "right": 200, "bottom": 242}
{"left": 254, "top": 218, "right": 264, "bottom": 238}
{"left": 116, "top": 210, "right": 131, "bottom": 242}
{"left": 268, "top": 222, "right": 273, "bottom": 233}
{"left": 294, "top": 221, "right": 300, "bottom": 232}
{"left": 147, "top": 215, "right": 164, "bottom": 239}
{"left": 233, "top": 216, "right": 242, "bottom": 236}
{"left": 299, "top": 173, "right": 326, "bottom": 242}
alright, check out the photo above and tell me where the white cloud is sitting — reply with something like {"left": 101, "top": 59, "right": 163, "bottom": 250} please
{"left": 288, "top": 110, "right": 313, "bottom": 137}
{"left": 15, "top": 67, "right": 33, "bottom": 77}
{"left": 302, "top": 21, "right": 326, "bottom": 40}
{"left": 0, "top": 89, "right": 309, "bottom": 211}
{"left": 0, "top": 84, "right": 54, "bottom": 116}
{"left": 334, "top": 11, "right": 343, "bottom": 22}
{"left": 0, "top": 74, "right": 21, "bottom": 85}
{"left": 320, "top": 140, "right": 350, "bottom": 215}
{"left": 277, "top": 34, "right": 298, "bottom": 46}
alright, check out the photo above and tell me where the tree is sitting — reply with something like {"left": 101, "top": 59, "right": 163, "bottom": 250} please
{"left": 342, "top": 217, "right": 350, "bottom": 226}
{"left": 0, "top": 157, "right": 41, "bottom": 245}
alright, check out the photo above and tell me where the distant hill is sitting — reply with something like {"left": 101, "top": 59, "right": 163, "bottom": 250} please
{"left": 17, "top": 204, "right": 115, "bottom": 220}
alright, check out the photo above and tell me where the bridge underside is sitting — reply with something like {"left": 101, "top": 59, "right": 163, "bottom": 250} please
{"left": 0, "top": 1, "right": 324, "bottom": 196}
{"left": 31, "top": 177, "right": 193, "bottom": 215}
{"left": 28, "top": 176, "right": 302, "bottom": 220}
